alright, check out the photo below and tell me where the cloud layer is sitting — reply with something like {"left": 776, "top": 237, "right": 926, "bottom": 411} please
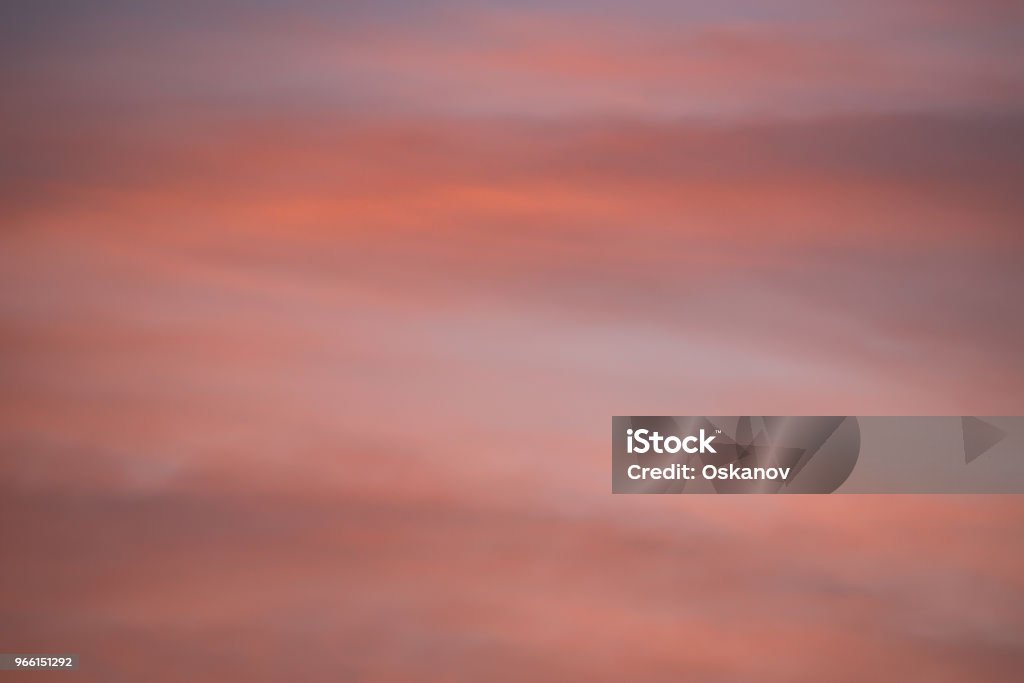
{"left": 2, "top": 1, "right": 1024, "bottom": 680}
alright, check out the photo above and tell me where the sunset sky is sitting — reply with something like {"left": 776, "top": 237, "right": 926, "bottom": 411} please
{"left": 2, "top": 1, "right": 1024, "bottom": 680}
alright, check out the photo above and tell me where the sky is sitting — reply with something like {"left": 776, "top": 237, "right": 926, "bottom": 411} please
{"left": 2, "top": 1, "right": 1024, "bottom": 680}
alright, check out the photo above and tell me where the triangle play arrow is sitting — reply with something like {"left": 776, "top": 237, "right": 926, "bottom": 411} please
{"left": 962, "top": 416, "right": 1007, "bottom": 464}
